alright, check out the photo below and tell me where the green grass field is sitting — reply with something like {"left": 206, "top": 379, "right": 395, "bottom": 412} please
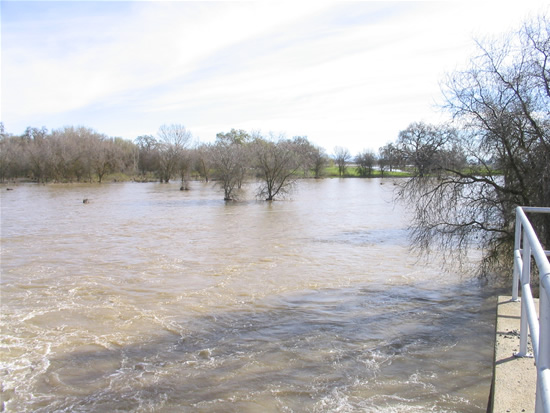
{"left": 323, "top": 166, "right": 409, "bottom": 178}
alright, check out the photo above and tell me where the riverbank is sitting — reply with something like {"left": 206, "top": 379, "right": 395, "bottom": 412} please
{"left": 1, "top": 167, "right": 411, "bottom": 186}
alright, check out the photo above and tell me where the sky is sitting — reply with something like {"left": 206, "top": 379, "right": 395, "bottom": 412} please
{"left": 1, "top": 1, "right": 547, "bottom": 154}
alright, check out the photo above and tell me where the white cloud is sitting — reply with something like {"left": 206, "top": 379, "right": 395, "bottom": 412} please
{"left": 2, "top": 1, "right": 546, "bottom": 153}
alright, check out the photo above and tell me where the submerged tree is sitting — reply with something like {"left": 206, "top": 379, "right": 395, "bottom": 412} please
{"left": 211, "top": 130, "right": 250, "bottom": 200}
{"left": 253, "top": 134, "right": 300, "bottom": 201}
{"left": 216, "top": 129, "right": 250, "bottom": 190}
{"left": 396, "top": 14, "right": 550, "bottom": 274}
{"left": 194, "top": 143, "right": 213, "bottom": 183}
{"left": 156, "top": 124, "right": 192, "bottom": 183}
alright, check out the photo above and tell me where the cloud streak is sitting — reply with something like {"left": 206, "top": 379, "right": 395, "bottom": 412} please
{"left": 1, "top": 1, "right": 544, "bottom": 153}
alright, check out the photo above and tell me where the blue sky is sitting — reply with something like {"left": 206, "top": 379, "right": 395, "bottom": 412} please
{"left": 1, "top": 1, "right": 546, "bottom": 154}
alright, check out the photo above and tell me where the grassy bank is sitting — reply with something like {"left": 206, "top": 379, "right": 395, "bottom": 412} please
{"left": 2, "top": 168, "right": 412, "bottom": 185}
{"left": 323, "top": 166, "right": 410, "bottom": 178}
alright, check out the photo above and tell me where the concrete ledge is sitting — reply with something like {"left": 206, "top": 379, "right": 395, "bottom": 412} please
{"left": 489, "top": 296, "right": 538, "bottom": 413}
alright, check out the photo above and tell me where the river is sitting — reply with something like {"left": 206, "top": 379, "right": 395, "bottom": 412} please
{"left": 1, "top": 179, "right": 497, "bottom": 412}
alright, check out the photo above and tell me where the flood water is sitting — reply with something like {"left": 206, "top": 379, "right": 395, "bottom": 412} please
{"left": 1, "top": 179, "right": 497, "bottom": 412}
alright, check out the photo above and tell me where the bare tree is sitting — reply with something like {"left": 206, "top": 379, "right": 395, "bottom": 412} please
{"left": 378, "top": 143, "right": 398, "bottom": 176}
{"left": 211, "top": 138, "right": 248, "bottom": 201}
{"left": 333, "top": 146, "right": 351, "bottom": 177}
{"left": 176, "top": 148, "right": 193, "bottom": 189}
{"left": 253, "top": 134, "right": 300, "bottom": 201}
{"left": 290, "top": 136, "right": 316, "bottom": 177}
{"left": 49, "top": 126, "right": 103, "bottom": 182}
{"left": 135, "top": 135, "right": 159, "bottom": 177}
{"left": 195, "top": 143, "right": 213, "bottom": 182}
{"left": 310, "top": 145, "right": 329, "bottom": 179}
{"left": 26, "top": 128, "right": 53, "bottom": 182}
{"left": 156, "top": 124, "right": 192, "bottom": 183}
{"left": 89, "top": 137, "right": 133, "bottom": 183}
{"left": 395, "top": 122, "right": 457, "bottom": 177}
{"left": 89, "top": 136, "right": 112, "bottom": 183}
{"left": 1, "top": 124, "right": 145, "bottom": 183}
{"left": 355, "top": 150, "right": 377, "bottom": 177}
{"left": 0, "top": 130, "right": 27, "bottom": 182}
{"left": 216, "top": 129, "right": 251, "bottom": 189}
{"left": 396, "top": 14, "right": 550, "bottom": 274}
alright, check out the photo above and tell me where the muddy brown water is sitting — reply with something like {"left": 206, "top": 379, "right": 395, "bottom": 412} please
{"left": 1, "top": 179, "right": 496, "bottom": 412}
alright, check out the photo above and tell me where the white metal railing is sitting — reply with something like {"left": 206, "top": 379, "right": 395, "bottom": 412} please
{"left": 512, "top": 206, "right": 550, "bottom": 413}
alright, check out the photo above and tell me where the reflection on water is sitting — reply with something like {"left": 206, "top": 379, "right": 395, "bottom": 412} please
{"left": 1, "top": 179, "right": 495, "bottom": 412}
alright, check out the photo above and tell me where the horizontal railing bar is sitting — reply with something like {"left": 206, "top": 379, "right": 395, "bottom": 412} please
{"left": 521, "top": 207, "right": 550, "bottom": 214}
{"left": 524, "top": 249, "right": 550, "bottom": 257}
{"left": 514, "top": 249, "right": 550, "bottom": 256}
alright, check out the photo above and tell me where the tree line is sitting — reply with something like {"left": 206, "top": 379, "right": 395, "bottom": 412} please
{"left": 0, "top": 122, "right": 412, "bottom": 199}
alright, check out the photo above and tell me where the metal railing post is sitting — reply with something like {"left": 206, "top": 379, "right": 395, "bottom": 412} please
{"left": 536, "top": 272, "right": 550, "bottom": 413}
{"left": 519, "top": 228, "right": 532, "bottom": 357}
{"left": 513, "top": 211, "right": 522, "bottom": 301}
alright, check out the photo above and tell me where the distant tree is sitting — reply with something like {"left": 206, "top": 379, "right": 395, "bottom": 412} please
{"left": 90, "top": 137, "right": 133, "bottom": 183}
{"left": 378, "top": 143, "right": 398, "bottom": 176}
{"left": 19, "top": 127, "right": 49, "bottom": 182}
{"left": 0, "top": 131, "right": 11, "bottom": 182}
{"left": 333, "top": 146, "right": 351, "bottom": 177}
{"left": 291, "top": 136, "right": 317, "bottom": 177}
{"left": 210, "top": 136, "right": 248, "bottom": 200}
{"left": 195, "top": 143, "right": 213, "bottom": 182}
{"left": 135, "top": 135, "right": 159, "bottom": 176}
{"left": 253, "top": 134, "right": 300, "bottom": 201}
{"left": 176, "top": 148, "right": 193, "bottom": 189}
{"left": 310, "top": 145, "right": 329, "bottom": 179}
{"left": 216, "top": 129, "right": 251, "bottom": 188}
{"left": 395, "top": 122, "right": 458, "bottom": 177}
{"left": 23, "top": 126, "right": 48, "bottom": 142}
{"left": 355, "top": 150, "right": 377, "bottom": 177}
{"left": 111, "top": 137, "right": 138, "bottom": 177}
{"left": 156, "top": 124, "right": 192, "bottom": 183}
{"left": 0, "top": 127, "right": 27, "bottom": 182}
{"left": 89, "top": 136, "right": 111, "bottom": 183}
{"left": 216, "top": 128, "right": 251, "bottom": 145}
{"left": 49, "top": 126, "right": 102, "bottom": 182}
{"left": 0, "top": 124, "right": 139, "bottom": 183}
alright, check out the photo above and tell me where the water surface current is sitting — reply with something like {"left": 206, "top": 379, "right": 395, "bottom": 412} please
{"left": 1, "top": 179, "right": 496, "bottom": 412}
